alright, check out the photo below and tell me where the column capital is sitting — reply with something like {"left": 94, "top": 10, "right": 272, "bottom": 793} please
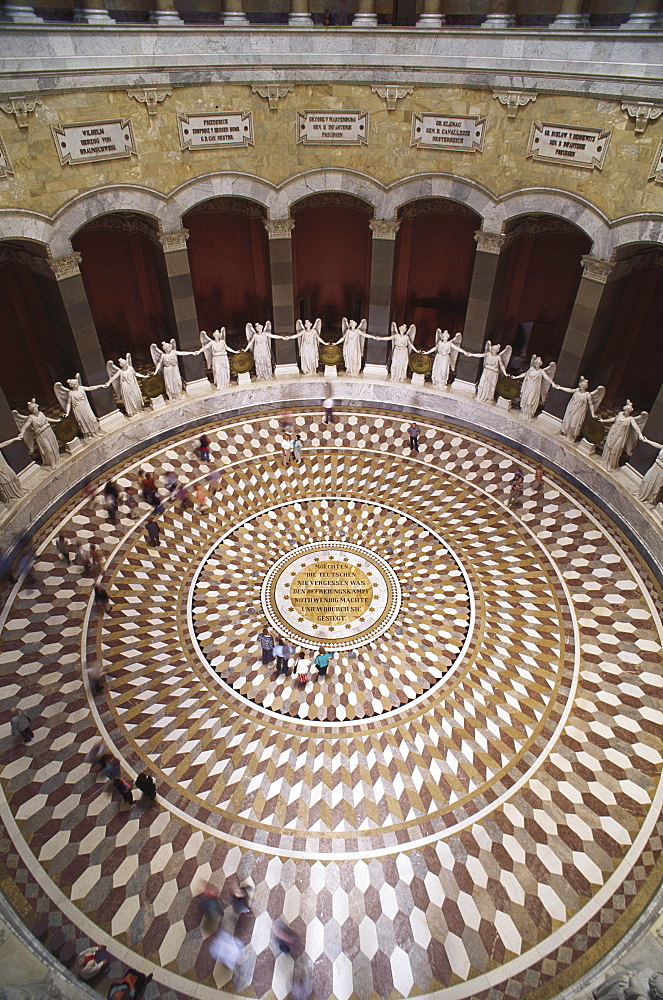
{"left": 581, "top": 255, "right": 615, "bottom": 283}
{"left": 474, "top": 230, "right": 506, "bottom": 254}
{"left": 369, "top": 219, "right": 400, "bottom": 240}
{"left": 264, "top": 218, "right": 295, "bottom": 239}
{"left": 159, "top": 228, "right": 189, "bottom": 253}
{"left": 50, "top": 252, "right": 82, "bottom": 281}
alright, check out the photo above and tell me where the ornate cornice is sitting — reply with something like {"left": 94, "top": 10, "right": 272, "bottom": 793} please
{"left": 611, "top": 246, "right": 663, "bottom": 278}
{"left": 50, "top": 252, "right": 82, "bottom": 281}
{"left": 492, "top": 90, "right": 537, "bottom": 119}
{"left": 0, "top": 244, "right": 53, "bottom": 278}
{"left": 79, "top": 213, "right": 162, "bottom": 246}
{"left": 581, "top": 255, "right": 614, "bottom": 283}
{"left": 398, "top": 198, "right": 479, "bottom": 220}
{"left": 369, "top": 219, "right": 400, "bottom": 240}
{"left": 291, "top": 192, "right": 373, "bottom": 215}
{"left": 264, "top": 218, "right": 295, "bottom": 239}
{"left": 474, "top": 230, "right": 506, "bottom": 254}
{"left": 507, "top": 215, "right": 582, "bottom": 239}
{"left": 158, "top": 228, "right": 189, "bottom": 253}
{"left": 185, "top": 197, "right": 266, "bottom": 219}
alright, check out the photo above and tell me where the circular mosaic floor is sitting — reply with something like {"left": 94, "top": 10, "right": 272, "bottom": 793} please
{"left": 0, "top": 406, "right": 662, "bottom": 1000}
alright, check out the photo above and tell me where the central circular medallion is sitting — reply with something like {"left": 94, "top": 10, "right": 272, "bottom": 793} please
{"left": 261, "top": 542, "right": 401, "bottom": 650}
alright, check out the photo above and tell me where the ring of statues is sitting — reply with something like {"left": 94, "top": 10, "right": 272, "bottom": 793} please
{"left": 2, "top": 317, "right": 663, "bottom": 513}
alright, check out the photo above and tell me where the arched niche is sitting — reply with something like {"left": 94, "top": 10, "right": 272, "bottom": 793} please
{"left": 71, "top": 212, "right": 175, "bottom": 365}
{"left": 391, "top": 198, "right": 482, "bottom": 347}
{"left": 0, "top": 239, "right": 79, "bottom": 408}
{"left": 486, "top": 214, "right": 592, "bottom": 371}
{"left": 586, "top": 243, "right": 663, "bottom": 410}
{"left": 182, "top": 197, "right": 271, "bottom": 337}
{"left": 291, "top": 193, "right": 373, "bottom": 333}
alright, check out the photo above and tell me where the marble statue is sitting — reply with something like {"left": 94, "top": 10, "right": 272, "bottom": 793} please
{"left": 594, "top": 972, "right": 663, "bottom": 1000}
{"left": 200, "top": 329, "right": 235, "bottom": 389}
{"left": 12, "top": 401, "right": 60, "bottom": 468}
{"left": 637, "top": 440, "right": 663, "bottom": 504}
{"left": 599, "top": 400, "right": 648, "bottom": 471}
{"left": 106, "top": 354, "right": 149, "bottom": 417}
{"left": 150, "top": 339, "right": 200, "bottom": 401}
{"left": 425, "top": 330, "right": 463, "bottom": 389}
{"left": 388, "top": 323, "right": 417, "bottom": 382}
{"left": 514, "top": 356, "right": 556, "bottom": 420}
{"left": 293, "top": 319, "right": 323, "bottom": 376}
{"left": 245, "top": 321, "right": 277, "bottom": 380}
{"left": 464, "top": 342, "right": 512, "bottom": 403}
{"left": 54, "top": 375, "right": 106, "bottom": 439}
{"left": 336, "top": 318, "right": 371, "bottom": 377}
{"left": 558, "top": 377, "right": 606, "bottom": 441}
{"left": 0, "top": 438, "right": 25, "bottom": 503}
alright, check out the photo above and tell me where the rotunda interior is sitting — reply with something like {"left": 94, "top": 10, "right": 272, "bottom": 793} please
{"left": 0, "top": 11, "right": 662, "bottom": 1000}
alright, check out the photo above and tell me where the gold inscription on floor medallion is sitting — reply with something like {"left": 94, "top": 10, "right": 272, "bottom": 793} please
{"left": 289, "top": 560, "right": 373, "bottom": 624}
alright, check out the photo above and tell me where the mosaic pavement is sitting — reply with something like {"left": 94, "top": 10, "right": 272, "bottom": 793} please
{"left": 0, "top": 407, "right": 662, "bottom": 1000}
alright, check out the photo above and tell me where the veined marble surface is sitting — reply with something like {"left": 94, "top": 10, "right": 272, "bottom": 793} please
{"left": 0, "top": 26, "right": 661, "bottom": 99}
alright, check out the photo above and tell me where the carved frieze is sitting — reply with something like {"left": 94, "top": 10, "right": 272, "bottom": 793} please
{"left": 77, "top": 213, "right": 162, "bottom": 246}
{"left": 398, "top": 198, "right": 479, "bottom": 219}
{"left": 49, "top": 252, "right": 83, "bottom": 281}
{"left": 158, "top": 229, "right": 190, "bottom": 253}
{"left": 369, "top": 219, "right": 400, "bottom": 240}
{"left": 264, "top": 218, "right": 295, "bottom": 239}
{"left": 291, "top": 192, "right": 373, "bottom": 215}
{"left": 186, "top": 197, "right": 266, "bottom": 218}
{"left": 0, "top": 243, "right": 53, "bottom": 277}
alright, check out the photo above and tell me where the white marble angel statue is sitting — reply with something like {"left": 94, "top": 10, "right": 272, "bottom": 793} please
{"left": 637, "top": 441, "right": 663, "bottom": 505}
{"left": 150, "top": 339, "right": 200, "bottom": 401}
{"left": 0, "top": 438, "right": 26, "bottom": 503}
{"left": 106, "top": 355, "right": 149, "bottom": 417}
{"left": 200, "top": 329, "right": 235, "bottom": 390}
{"left": 335, "top": 318, "right": 374, "bottom": 377}
{"left": 599, "top": 400, "right": 648, "bottom": 471}
{"left": 425, "top": 330, "right": 463, "bottom": 389}
{"left": 513, "top": 356, "right": 557, "bottom": 420}
{"left": 245, "top": 321, "right": 277, "bottom": 381}
{"left": 387, "top": 323, "right": 417, "bottom": 382}
{"left": 12, "top": 400, "right": 61, "bottom": 468}
{"left": 54, "top": 375, "right": 106, "bottom": 439}
{"left": 463, "top": 342, "right": 512, "bottom": 403}
{"left": 557, "top": 377, "right": 606, "bottom": 441}
{"left": 293, "top": 319, "right": 324, "bottom": 376}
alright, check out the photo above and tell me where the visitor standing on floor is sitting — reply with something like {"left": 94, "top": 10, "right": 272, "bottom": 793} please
{"left": 408, "top": 422, "right": 420, "bottom": 452}
{"left": 11, "top": 708, "right": 34, "bottom": 743}
{"left": 292, "top": 435, "right": 303, "bottom": 465}
{"left": 275, "top": 638, "right": 294, "bottom": 675}
{"left": 532, "top": 464, "right": 544, "bottom": 493}
{"left": 198, "top": 434, "right": 211, "bottom": 462}
{"left": 257, "top": 627, "right": 275, "bottom": 665}
{"left": 314, "top": 647, "right": 331, "bottom": 678}
{"left": 323, "top": 397, "right": 334, "bottom": 424}
{"left": 507, "top": 470, "right": 524, "bottom": 508}
{"left": 114, "top": 774, "right": 134, "bottom": 806}
{"left": 281, "top": 433, "right": 293, "bottom": 467}
{"left": 145, "top": 517, "right": 160, "bottom": 547}
{"left": 296, "top": 650, "right": 309, "bottom": 685}
{"left": 135, "top": 771, "right": 157, "bottom": 800}
{"left": 103, "top": 481, "right": 120, "bottom": 523}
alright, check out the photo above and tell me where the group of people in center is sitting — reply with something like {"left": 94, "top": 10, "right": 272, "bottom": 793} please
{"left": 258, "top": 629, "right": 331, "bottom": 684}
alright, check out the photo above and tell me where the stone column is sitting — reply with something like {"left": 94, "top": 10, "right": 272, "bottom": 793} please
{"left": 288, "top": 0, "right": 313, "bottom": 24}
{"left": 158, "top": 229, "right": 208, "bottom": 394}
{"left": 0, "top": 386, "right": 31, "bottom": 475}
{"left": 417, "top": 0, "right": 445, "bottom": 26}
{"left": 620, "top": 0, "right": 660, "bottom": 28}
{"left": 454, "top": 230, "right": 506, "bottom": 391}
{"left": 550, "top": 0, "right": 589, "bottom": 28}
{"left": 353, "top": 0, "right": 378, "bottom": 25}
{"left": 149, "top": 0, "right": 183, "bottom": 24}
{"left": 264, "top": 219, "right": 299, "bottom": 378}
{"left": 73, "top": 0, "right": 115, "bottom": 23}
{"left": 543, "top": 256, "right": 614, "bottom": 420}
{"left": 223, "top": 0, "right": 248, "bottom": 24}
{"left": 3, "top": 2, "right": 43, "bottom": 20}
{"left": 482, "top": 0, "right": 515, "bottom": 28}
{"left": 49, "top": 253, "right": 120, "bottom": 426}
{"left": 363, "top": 219, "right": 399, "bottom": 378}
{"left": 628, "top": 383, "right": 663, "bottom": 475}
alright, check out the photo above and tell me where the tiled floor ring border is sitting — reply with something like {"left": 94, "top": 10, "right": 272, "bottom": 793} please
{"left": 185, "top": 495, "right": 476, "bottom": 727}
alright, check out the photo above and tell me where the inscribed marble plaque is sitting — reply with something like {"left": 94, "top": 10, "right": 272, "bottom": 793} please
{"left": 297, "top": 111, "right": 368, "bottom": 145}
{"left": 0, "top": 133, "right": 13, "bottom": 179}
{"left": 649, "top": 140, "right": 663, "bottom": 184}
{"left": 527, "top": 122, "right": 610, "bottom": 170}
{"left": 178, "top": 112, "right": 254, "bottom": 151}
{"left": 410, "top": 113, "right": 486, "bottom": 152}
{"left": 51, "top": 119, "right": 137, "bottom": 167}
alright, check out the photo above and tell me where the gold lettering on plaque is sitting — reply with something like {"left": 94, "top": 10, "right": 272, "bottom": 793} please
{"left": 289, "top": 560, "right": 373, "bottom": 624}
